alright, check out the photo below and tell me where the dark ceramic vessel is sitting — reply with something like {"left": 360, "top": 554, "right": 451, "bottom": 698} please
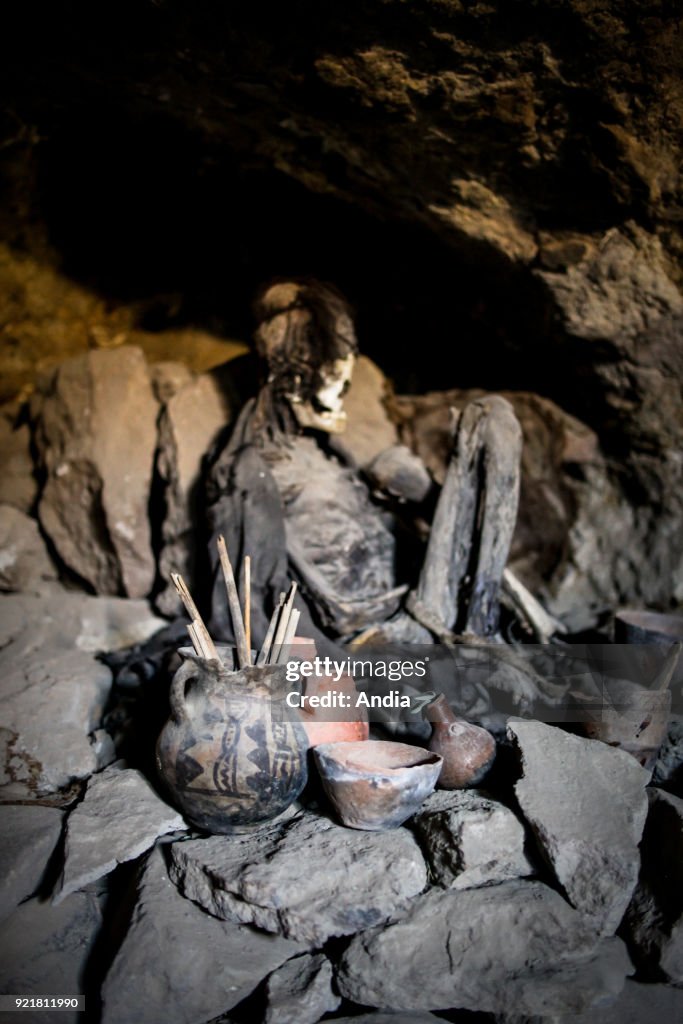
{"left": 313, "top": 739, "right": 442, "bottom": 830}
{"left": 424, "top": 694, "right": 496, "bottom": 788}
{"left": 578, "top": 678, "right": 672, "bottom": 770}
{"left": 614, "top": 610, "right": 683, "bottom": 646}
{"left": 157, "top": 646, "right": 308, "bottom": 833}
{"left": 614, "top": 610, "right": 683, "bottom": 692}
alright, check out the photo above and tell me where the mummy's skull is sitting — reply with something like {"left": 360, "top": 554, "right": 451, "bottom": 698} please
{"left": 254, "top": 281, "right": 358, "bottom": 434}
{"left": 288, "top": 351, "right": 355, "bottom": 433}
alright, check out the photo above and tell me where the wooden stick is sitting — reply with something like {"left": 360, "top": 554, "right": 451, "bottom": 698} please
{"left": 186, "top": 622, "right": 199, "bottom": 657}
{"left": 243, "top": 556, "right": 251, "bottom": 665}
{"left": 187, "top": 622, "right": 205, "bottom": 659}
{"left": 171, "top": 571, "right": 201, "bottom": 623}
{"left": 277, "top": 608, "right": 300, "bottom": 665}
{"left": 272, "top": 582, "right": 298, "bottom": 663}
{"left": 171, "top": 573, "right": 219, "bottom": 661}
{"left": 172, "top": 575, "right": 217, "bottom": 660}
{"left": 502, "top": 568, "right": 567, "bottom": 643}
{"left": 216, "top": 536, "right": 249, "bottom": 669}
{"left": 258, "top": 592, "right": 285, "bottom": 666}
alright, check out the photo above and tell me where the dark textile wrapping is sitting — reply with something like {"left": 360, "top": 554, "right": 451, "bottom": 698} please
{"left": 205, "top": 400, "right": 348, "bottom": 660}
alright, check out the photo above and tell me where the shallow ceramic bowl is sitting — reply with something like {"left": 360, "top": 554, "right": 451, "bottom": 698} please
{"left": 313, "top": 740, "right": 443, "bottom": 831}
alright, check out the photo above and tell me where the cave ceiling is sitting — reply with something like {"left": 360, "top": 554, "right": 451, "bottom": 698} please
{"left": 1, "top": 1, "right": 681, "bottom": 525}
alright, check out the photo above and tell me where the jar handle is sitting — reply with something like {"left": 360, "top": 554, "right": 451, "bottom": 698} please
{"left": 169, "top": 658, "right": 199, "bottom": 722}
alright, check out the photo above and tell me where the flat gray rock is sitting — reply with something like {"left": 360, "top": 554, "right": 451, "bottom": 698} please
{"left": 170, "top": 809, "right": 427, "bottom": 944}
{"left": 0, "top": 646, "right": 111, "bottom": 797}
{"left": 32, "top": 346, "right": 158, "bottom": 598}
{"left": 264, "top": 953, "right": 340, "bottom": 1024}
{"left": 0, "top": 505, "right": 56, "bottom": 594}
{"left": 0, "top": 591, "right": 164, "bottom": 797}
{"left": 412, "top": 789, "right": 534, "bottom": 889}
{"left": 0, "top": 805, "right": 63, "bottom": 923}
{"left": 623, "top": 787, "right": 683, "bottom": 983}
{"left": 508, "top": 719, "right": 649, "bottom": 934}
{"left": 65, "top": 596, "right": 166, "bottom": 655}
{"left": 155, "top": 366, "right": 233, "bottom": 616}
{"left": 496, "top": 978, "right": 683, "bottom": 1024}
{"left": 337, "top": 879, "right": 631, "bottom": 1017}
{"left": 0, "top": 892, "right": 101, "bottom": 1024}
{"left": 331, "top": 1016, "right": 443, "bottom": 1024}
{"left": 55, "top": 767, "right": 186, "bottom": 902}
{"left": 101, "top": 846, "right": 303, "bottom": 1024}
{"left": 0, "top": 590, "right": 164, "bottom": 657}
{"left": 566, "top": 978, "right": 683, "bottom": 1024}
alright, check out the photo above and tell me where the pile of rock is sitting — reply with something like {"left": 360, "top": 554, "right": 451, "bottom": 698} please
{"left": 1, "top": 344, "right": 683, "bottom": 1022}
{"left": 2, "top": 692, "right": 683, "bottom": 1023}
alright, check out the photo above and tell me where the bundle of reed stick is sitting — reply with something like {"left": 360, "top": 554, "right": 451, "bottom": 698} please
{"left": 170, "top": 536, "right": 299, "bottom": 669}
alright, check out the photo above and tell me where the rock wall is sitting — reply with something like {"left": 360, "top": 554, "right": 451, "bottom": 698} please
{"left": 1, "top": 1, "right": 681, "bottom": 612}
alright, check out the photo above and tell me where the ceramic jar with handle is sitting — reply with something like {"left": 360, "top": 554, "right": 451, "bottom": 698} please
{"left": 156, "top": 646, "right": 308, "bottom": 833}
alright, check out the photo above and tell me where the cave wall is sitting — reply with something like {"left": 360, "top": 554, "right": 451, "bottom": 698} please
{"left": 1, "top": 0, "right": 682, "bottom": 613}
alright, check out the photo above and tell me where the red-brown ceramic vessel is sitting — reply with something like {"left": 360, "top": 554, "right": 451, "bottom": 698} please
{"left": 424, "top": 694, "right": 496, "bottom": 788}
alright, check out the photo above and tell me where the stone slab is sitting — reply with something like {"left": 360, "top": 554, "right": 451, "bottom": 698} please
{"left": 264, "top": 953, "right": 340, "bottom": 1024}
{"left": 496, "top": 978, "right": 683, "bottom": 1024}
{"left": 0, "top": 505, "right": 56, "bottom": 594}
{"left": 170, "top": 809, "right": 427, "bottom": 944}
{"left": 101, "top": 846, "right": 302, "bottom": 1024}
{"left": 32, "top": 346, "right": 158, "bottom": 598}
{"left": 0, "top": 805, "right": 63, "bottom": 923}
{"left": 55, "top": 767, "right": 186, "bottom": 902}
{"left": 412, "top": 788, "right": 534, "bottom": 889}
{"left": 0, "top": 892, "right": 101, "bottom": 1024}
{"left": 0, "top": 591, "right": 164, "bottom": 797}
{"left": 508, "top": 719, "right": 649, "bottom": 934}
{"left": 337, "top": 879, "right": 632, "bottom": 1016}
{"left": 155, "top": 365, "right": 233, "bottom": 616}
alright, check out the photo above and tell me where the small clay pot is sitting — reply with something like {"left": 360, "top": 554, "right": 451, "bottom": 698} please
{"left": 299, "top": 674, "right": 370, "bottom": 747}
{"left": 157, "top": 646, "right": 308, "bottom": 833}
{"left": 288, "top": 638, "right": 369, "bottom": 747}
{"left": 423, "top": 694, "right": 496, "bottom": 788}
{"left": 313, "top": 740, "right": 442, "bottom": 830}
